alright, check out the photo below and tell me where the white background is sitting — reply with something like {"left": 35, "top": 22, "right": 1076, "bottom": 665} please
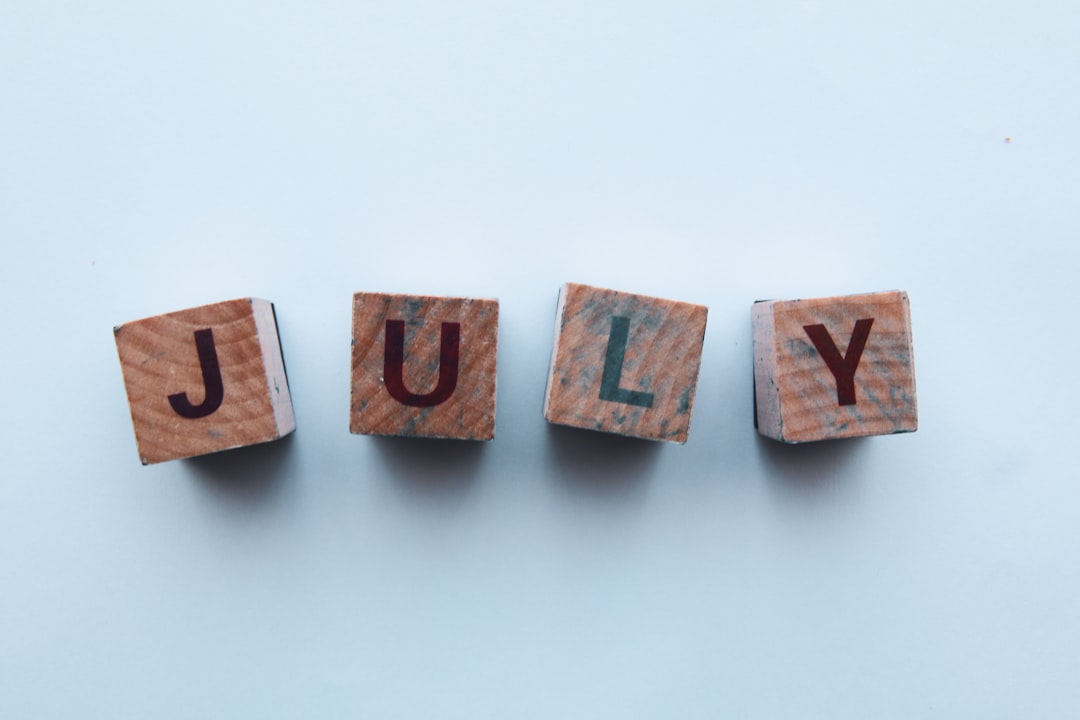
{"left": 2, "top": 1, "right": 1078, "bottom": 717}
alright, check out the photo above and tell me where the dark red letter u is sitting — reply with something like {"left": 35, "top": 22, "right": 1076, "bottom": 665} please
{"left": 383, "top": 320, "right": 460, "bottom": 407}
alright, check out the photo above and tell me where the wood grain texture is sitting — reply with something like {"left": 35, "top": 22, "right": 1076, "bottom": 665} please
{"left": 543, "top": 282, "right": 708, "bottom": 443}
{"left": 114, "top": 298, "right": 295, "bottom": 464}
{"left": 753, "top": 290, "right": 918, "bottom": 443}
{"left": 350, "top": 293, "right": 498, "bottom": 440}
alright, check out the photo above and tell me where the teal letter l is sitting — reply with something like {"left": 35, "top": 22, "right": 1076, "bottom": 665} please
{"left": 599, "top": 316, "right": 654, "bottom": 408}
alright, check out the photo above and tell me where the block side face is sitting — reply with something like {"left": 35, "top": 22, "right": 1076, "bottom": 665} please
{"left": 771, "top": 290, "right": 918, "bottom": 442}
{"left": 899, "top": 292, "right": 918, "bottom": 432}
{"left": 751, "top": 301, "right": 784, "bottom": 441}
{"left": 252, "top": 299, "right": 296, "bottom": 437}
{"left": 542, "top": 283, "right": 707, "bottom": 443}
{"left": 350, "top": 293, "right": 498, "bottom": 440}
{"left": 673, "top": 304, "right": 708, "bottom": 444}
{"left": 542, "top": 284, "right": 570, "bottom": 421}
{"left": 115, "top": 298, "right": 280, "bottom": 464}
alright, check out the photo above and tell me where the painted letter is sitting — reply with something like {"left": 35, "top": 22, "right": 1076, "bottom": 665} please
{"left": 802, "top": 318, "right": 874, "bottom": 406}
{"left": 168, "top": 328, "right": 225, "bottom": 419}
{"left": 599, "top": 316, "right": 654, "bottom": 408}
{"left": 384, "top": 319, "right": 460, "bottom": 407}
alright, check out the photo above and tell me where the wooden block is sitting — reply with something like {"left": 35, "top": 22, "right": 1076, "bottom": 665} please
{"left": 350, "top": 293, "right": 498, "bottom": 440}
{"left": 114, "top": 298, "right": 295, "bottom": 464}
{"left": 543, "top": 282, "right": 708, "bottom": 443}
{"left": 752, "top": 290, "right": 918, "bottom": 443}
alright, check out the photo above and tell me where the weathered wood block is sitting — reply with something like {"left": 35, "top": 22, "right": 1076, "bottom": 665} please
{"left": 543, "top": 282, "right": 708, "bottom": 443}
{"left": 350, "top": 293, "right": 498, "bottom": 440}
{"left": 752, "top": 290, "right": 918, "bottom": 443}
{"left": 114, "top": 298, "right": 295, "bottom": 464}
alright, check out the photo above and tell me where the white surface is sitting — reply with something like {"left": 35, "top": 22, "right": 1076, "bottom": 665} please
{"left": 2, "top": 1, "right": 1078, "bottom": 717}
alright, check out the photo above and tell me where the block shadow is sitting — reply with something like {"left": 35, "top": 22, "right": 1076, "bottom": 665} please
{"left": 544, "top": 423, "right": 661, "bottom": 500}
{"left": 370, "top": 435, "right": 485, "bottom": 503}
{"left": 186, "top": 432, "right": 297, "bottom": 508}
{"left": 756, "top": 433, "right": 868, "bottom": 498}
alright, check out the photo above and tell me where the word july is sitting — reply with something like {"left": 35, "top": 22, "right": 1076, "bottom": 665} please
{"left": 114, "top": 284, "right": 918, "bottom": 464}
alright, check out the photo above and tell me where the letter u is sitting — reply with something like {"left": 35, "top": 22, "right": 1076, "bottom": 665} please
{"left": 383, "top": 319, "right": 460, "bottom": 407}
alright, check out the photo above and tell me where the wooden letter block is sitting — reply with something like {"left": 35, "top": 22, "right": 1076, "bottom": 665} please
{"left": 543, "top": 282, "right": 708, "bottom": 443}
{"left": 114, "top": 298, "right": 295, "bottom": 464}
{"left": 350, "top": 293, "right": 498, "bottom": 440}
{"left": 752, "top": 290, "right": 918, "bottom": 443}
